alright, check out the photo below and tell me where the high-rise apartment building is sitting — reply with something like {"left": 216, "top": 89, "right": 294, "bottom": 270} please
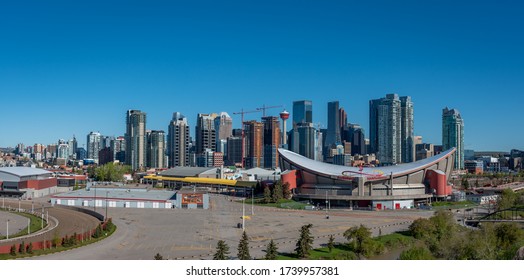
{"left": 292, "top": 100, "right": 313, "bottom": 125}
{"left": 291, "top": 123, "right": 317, "bottom": 160}
{"left": 325, "top": 101, "right": 342, "bottom": 149}
{"left": 262, "top": 116, "right": 281, "bottom": 169}
{"left": 86, "top": 131, "right": 102, "bottom": 163}
{"left": 400, "top": 96, "right": 415, "bottom": 163}
{"left": 214, "top": 112, "right": 233, "bottom": 152}
{"left": 442, "top": 107, "right": 464, "bottom": 170}
{"left": 147, "top": 130, "right": 166, "bottom": 169}
{"left": 196, "top": 113, "right": 217, "bottom": 154}
{"left": 370, "top": 94, "right": 414, "bottom": 165}
{"left": 168, "top": 112, "right": 190, "bottom": 167}
{"left": 111, "top": 136, "right": 126, "bottom": 163}
{"left": 125, "top": 110, "right": 147, "bottom": 170}
{"left": 244, "top": 120, "right": 264, "bottom": 169}
{"left": 348, "top": 124, "right": 366, "bottom": 156}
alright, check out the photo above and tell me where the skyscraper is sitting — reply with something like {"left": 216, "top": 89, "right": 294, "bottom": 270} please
{"left": 196, "top": 113, "right": 217, "bottom": 154}
{"left": 369, "top": 94, "right": 403, "bottom": 165}
{"left": 147, "top": 130, "right": 166, "bottom": 169}
{"left": 325, "top": 101, "right": 341, "bottom": 148}
{"left": 400, "top": 96, "right": 415, "bottom": 163}
{"left": 111, "top": 136, "right": 126, "bottom": 163}
{"left": 214, "top": 112, "right": 233, "bottom": 149}
{"left": 86, "top": 131, "right": 102, "bottom": 162}
{"left": 292, "top": 100, "right": 313, "bottom": 125}
{"left": 442, "top": 107, "right": 464, "bottom": 170}
{"left": 348, "top": 124, "right": 366, "bottom": 156}
{"left": 262, "top": 116, "right": 281, "bottom": 169}
{"left": 125, "top": 110, "right": 147, "bottom": 170}
{"left": 168, "top": 112, "right": 190, "bottom": 167}
{"left": 244, "top": 120, "right": 264, "bottom": 169}
{"left": 291, "top": 123, "right": 317, "bottom": 160}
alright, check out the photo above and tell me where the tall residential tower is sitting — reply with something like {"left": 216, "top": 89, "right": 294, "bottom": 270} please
{"left": 442, "top": 107, "right": 464, "bottom": 170}
{"left": 125, "top": 110, "right": 147, "bottom": 170}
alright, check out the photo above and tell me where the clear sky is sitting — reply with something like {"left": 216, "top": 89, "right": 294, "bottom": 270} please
{"left": 1, "top": 0, "right": 523, "bottom": 151}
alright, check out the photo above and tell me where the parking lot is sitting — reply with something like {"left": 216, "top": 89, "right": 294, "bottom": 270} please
{"left": 31, "top": 194, "right": 434, "bottom": 260}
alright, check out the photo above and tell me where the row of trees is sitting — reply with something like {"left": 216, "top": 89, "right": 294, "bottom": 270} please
{"left": 402, "top": 210, "right": 524, "bottom": 260}
{"left": 9, "top": 241, "right": 33, "bottom": 256}
{"left": 212, "top": 231, "right": 279, "bottom": 260}
{"left": 262, "top": 181, "right": 292, "bottom": 204}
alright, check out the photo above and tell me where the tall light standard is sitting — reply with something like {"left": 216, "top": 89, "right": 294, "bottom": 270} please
{"left": 27, "top": 218, "right": 30, "bottom": 235}
{"left": 325, "top": 191, "right": 329, "bottom": 219}
{"left": 251, "top": 187, "right": 254, "bottom": 216}
{"left": 105, "top": 191, "right": 108, "bottom": 221}
{"left": 6, "top": 219, "right": 9, "bottom": 240}
{"left": 18, "top": 198, "right": 21, "bottom": 212}
{"left": 242, "top": 198, "right": 245, "bottom": 232}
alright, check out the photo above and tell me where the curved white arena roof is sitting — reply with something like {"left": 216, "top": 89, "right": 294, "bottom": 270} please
{"left": 0, "top": 167, "right": 52, "bottom": 178}
{"left": 278, "top": 148, "right": 456, "bottom": 180}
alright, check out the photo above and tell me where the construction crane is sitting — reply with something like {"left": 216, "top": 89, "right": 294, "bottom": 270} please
{"left": 233, "top": 108, "right": 262, "bottom": 168}
{"left": 256, "top": 104, "right": 283, "bottom": 117}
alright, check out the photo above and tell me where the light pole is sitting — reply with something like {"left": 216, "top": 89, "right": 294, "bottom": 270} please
{"left": 2, "top": 196, "right": 4, "bottom": 208}
{"left": 105, "top": 191, "right": 108, "bottom": 221}
{"left": 6, "top": 219, "right": 9, "bottom": 240}
{"left": 18, "top": 198, "right": 21, "bottom": 212}
{"left": 242, "top": 198, "right": 245, "bottom": 232}
{"left": 28, "top": 218, "right": 30, "bottom": 235}
{"left": 31, "top": 200, "right": 34, "bottom": 213}
{"left": 325, "top": 191, "right": 329, "bottom": 219}
{"left": 251, "top": 187, "right": 254, "bottom": 216}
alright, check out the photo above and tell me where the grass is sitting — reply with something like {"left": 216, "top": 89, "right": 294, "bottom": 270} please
{"left": 432, "top": 201, "right": 478, "bottom": 209}
{"left": 275, "top": 231, "right": 415, "bottom": 260}
{"left": 0, "top": 210, "right": 47, "bottom": 240}
{"left": 0, "top": 223, "right": 117, "bottom": 260}
{"left": 238, "top": 198, "right": 309, "bottom": 210}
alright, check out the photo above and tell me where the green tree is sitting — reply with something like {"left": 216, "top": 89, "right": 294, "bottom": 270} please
{"left": 154, "top": 253, "right": 164, "bottom": 260}
{"left": 213, "top": 240, "right": 230, "bottom": 260}
{"left": 27, "top": 242, "right": 33, "bottom": 254}
{"left": 497, "top": 189, "right": 519, "bottom": 211}
{"left": 495, "top": 223, "right": 524, "bottom": 251}
{"left": 295, "top": 224, "right": 313, "bottom": 259}
{"left": 92, "top": 224, "right": 103, "bottom": 238}
{"left": 462, "top": 178, "right": 470, "bottom": 189}
{"left": 10, "top": 245, "right": 17, "bottom": 256}
{"left": 19, "top": 241, "right": 26, "bottom": 254}
{"left": 400, "top": 245, "right": 434, "bottom": 260}
{"left": 344, "top": 225, "right": 374, "bottom": 258}
{"left": 237, "top": 231, "right": 251, "bottom": 260}
{"left": 265, "top": 239, "right": 278, "bottom": 260}
{"left": 263, "top": 187, "right": 272, "bottom": 204}
{"left": 94, "top": 163, "right": 132, "bottom": 182}
{"left": 327, "top": 235, "right": 335, "bottom": 253}
{"left": 272, "top": 182, "right": 283, "bottom": 203}
{"left": 282, "top": 182, "right": 292, "bottom": 199}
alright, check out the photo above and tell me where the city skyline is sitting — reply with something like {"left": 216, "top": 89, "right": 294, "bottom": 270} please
{"left": 1, "top": 1, "right": 523, "bottom": 151}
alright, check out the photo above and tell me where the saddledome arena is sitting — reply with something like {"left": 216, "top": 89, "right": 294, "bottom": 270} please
{"left": 279, "top": 148, "right": 456, "bottom": 210}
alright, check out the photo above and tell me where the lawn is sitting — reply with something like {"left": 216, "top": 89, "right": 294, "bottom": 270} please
{"left": 238, "top": 198, "right": 309, "bottom": 210}
{"left": 0, "top": 210, "right": 47, "bottom": 240}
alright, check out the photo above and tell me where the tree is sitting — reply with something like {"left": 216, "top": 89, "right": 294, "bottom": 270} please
{"left": 400, "top": 245, "right": 434, "bottom": 260}
{"left": 327, "top": 235, "right": 335, "bottom": 253}
{"left": 237, "top": 231, "right": 251, "bottom": 260}
{"left": 10, "top": 245, "right": 17, "bottom": 256}
{"left": 19, "top": 241, "right": 26, "bottom": 254}
{"left": 344, "top": 225, "right": 373, "bottom": 257}
{"left": 213, "top": 240, "right": 230, "bottom": 260}
{"left": 265, "top": 239, "right": 278, "bottom": 260}
{"left": 462, "top": 178, "right": 470, "bottom": 189}
{"left": 263, "top": 187, "right": 272, "bottom": 204}
{"left": 497, "top": 189, "right": 519, "bottom": 211}
{"left": 94, "top": 163, "right": 132, "bottom": 182}
{"left": 92, "top": 224, "right": 103, "bottom": 238}
{"left": 295, "top": 224, "right": 313, "bottom": 259}
{"left": 272, "top": 182, "right": 283, "bottom": 203}
{"left": 154, "top": 253, "right": 164, "bottom": 260}
{"left": 27, "top": 242, "right": 33, "bottom": 254}
{"left": 282, "top": 182, "right": 292, "bottom": 199}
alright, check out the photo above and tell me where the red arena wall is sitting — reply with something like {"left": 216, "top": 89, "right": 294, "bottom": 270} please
{"left": 18, "top": 178, "right": 58, "bottom": 190}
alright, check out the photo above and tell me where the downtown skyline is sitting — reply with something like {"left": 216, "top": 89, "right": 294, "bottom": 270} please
{"left": 1, "top": 1, "right": 523, "bottom": 151}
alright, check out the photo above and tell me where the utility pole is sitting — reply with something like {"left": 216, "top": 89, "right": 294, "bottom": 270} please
{"left": 242, "top": 198, "right": 245, "bottom": 232}
{"left": 105, "top": 191, "right": 108, "bottom": 221}
{"left": 6, "top": 219, "right": 9, "bottom": 240}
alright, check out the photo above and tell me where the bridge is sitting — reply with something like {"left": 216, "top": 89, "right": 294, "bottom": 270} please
{"left": 465, "top": 207, "right": 524, "bottom": 227}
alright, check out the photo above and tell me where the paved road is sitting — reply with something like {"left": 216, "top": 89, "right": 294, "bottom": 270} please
{"left": 31, "top": 194, "right": 433, "bottom": 260}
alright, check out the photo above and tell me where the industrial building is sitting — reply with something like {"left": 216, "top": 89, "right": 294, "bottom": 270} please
{"left": 0, "top": 167, "right": 58, "bottom": 198}
{"left": 279, "top": 147, "right": 456, "bottom": 210}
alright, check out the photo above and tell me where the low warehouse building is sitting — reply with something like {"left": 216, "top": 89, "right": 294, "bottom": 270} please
{"left": 0, "top": 167, "right": 58, "bottom": 198}
{"left": 51, "top": 186, "right": 209, "bottom": 210}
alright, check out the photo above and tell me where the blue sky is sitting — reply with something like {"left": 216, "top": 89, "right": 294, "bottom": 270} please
{"left": 1, "top": 0, "right": 523, "bottom": 151}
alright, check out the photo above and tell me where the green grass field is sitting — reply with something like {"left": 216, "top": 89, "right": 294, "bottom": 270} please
{"left": 0, "top": 210, "right": 47, "bottom": 240}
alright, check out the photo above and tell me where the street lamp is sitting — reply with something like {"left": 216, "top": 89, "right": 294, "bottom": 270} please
{"left": 325, "top": 191, "right": 329, "bottom": 219}
{"left": 6, "top": 219, "right": 9, "bottom": 240}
